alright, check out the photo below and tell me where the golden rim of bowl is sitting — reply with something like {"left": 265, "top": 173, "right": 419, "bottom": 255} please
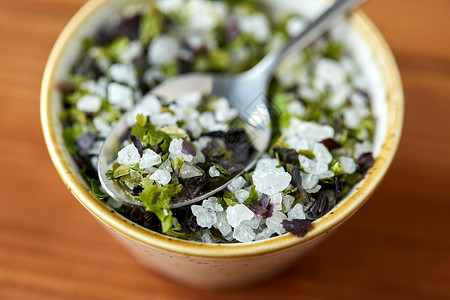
{"left": 41, "top": 0, "right": 404, "bottom": 259}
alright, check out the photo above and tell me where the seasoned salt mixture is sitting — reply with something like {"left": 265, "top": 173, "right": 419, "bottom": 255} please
{"left": 60, "top": 0, "right": 376, "bottom": 243}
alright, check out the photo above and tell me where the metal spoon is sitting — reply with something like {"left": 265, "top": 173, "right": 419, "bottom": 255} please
{"left": 98, "top": 0, "right": 366, "bottom": 209}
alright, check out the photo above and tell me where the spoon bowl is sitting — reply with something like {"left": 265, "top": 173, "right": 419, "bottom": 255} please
{"left": 98, "top": 74, "right": 271, "bottom": 208}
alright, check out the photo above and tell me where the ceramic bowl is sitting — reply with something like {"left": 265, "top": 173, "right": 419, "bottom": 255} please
{"left": 41, "top": 0, "right": 403, "bottom": 289}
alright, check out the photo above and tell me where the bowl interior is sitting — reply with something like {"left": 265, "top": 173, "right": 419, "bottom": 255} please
{"left": 41, "top": 0, "right": 403, "bottom": 257}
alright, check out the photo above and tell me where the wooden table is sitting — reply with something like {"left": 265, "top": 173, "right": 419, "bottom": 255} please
{"left": 1, "top": 0, "right": 449, "bottom": 298}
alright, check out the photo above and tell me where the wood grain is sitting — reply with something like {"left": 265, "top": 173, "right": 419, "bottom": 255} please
{"left": 0, "top": 0, "right": 449, "bottom": 298}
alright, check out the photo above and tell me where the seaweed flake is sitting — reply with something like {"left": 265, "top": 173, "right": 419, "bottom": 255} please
{"left": 249, "top": 195, "right": 273, "bottom": 219}
{"left": 76, "top": 133, "right": 97, "bottom": 156}
{"left": 181, "top": 137, "right": 197, "bottom": 157}
{"left": 282, "top": 219, "right": 313, "bottom": 237}
{"left": 130, "top": 135, "right": 144, "bottom": 157}
{"left": 306, "top": 194, "right": 329, "bottom": 219}
{"left": 321, "top": 138, "right": 342, "bottom": 150}
{"left": 357, "top": 152, "right": 374, "bottom": 174}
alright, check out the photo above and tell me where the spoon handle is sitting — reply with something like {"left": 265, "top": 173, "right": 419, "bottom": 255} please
{"left": 253, "top": 0, "right": 367, "bottom": 76}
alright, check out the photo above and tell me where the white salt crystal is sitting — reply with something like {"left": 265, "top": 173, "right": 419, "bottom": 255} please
{"left": 301, "top": 172, "right": 319, "bottom": 190}
{"left": 286, "top": 16, "right": 307, "bottom": 37}
{"left": 227, "top": 176, "right": 246, "bottom": 193}
{"left": 271, "top": 192, "right": 283, "bottom": 211}
{"left": 287, "top": 101, "right": 305, "bottom": 117}
{"left": 298, "top": 155, "right": 316, "bottom": 174}
{"left": 183, "top": 118, "right": 203, "bottom": 140}
{"left": 208, "top": 166, "right": 220, "bottom": 178}
{"left": 198, "top": 112, "right": 228, "bottom": 132}
{"left": 286, "top": 119, "right": 334, "bottom": 142}
{"left": 313, "top": 142, "right": 333, "bottom": 164}
{"left": 343, "top": 109, "right": 361, "bottom": 128}
{"left": 81, "top": 77, "right": 107, "bottom": 98}
{"left": 255, "top": 227, "right": 275, "bottom": 241}
{"left": 107, "top": 82, "right": 134, "bottom": 110}
{"left": 339, "top": 156, "right": 357, "bottom": 174}
{"left": 177, "top": 90, "right": 202, "bottom": 109}
{"left": 213, "top": 211, "right": 232, "bottom": 236}
{"left": 233, "top": 223, "right": 256, "bottom": 243}
{"left": 118, "top": 40, "right": 143, "bottom": 64}
{"left": 148, "top": 35, "right": 179, "bottom": 65}
{"left": 190, "top": 149, "right": 205, "bottom": 164}
{"left": 201, "top": 232, "right": 213, "bottom": 244}
{"left": 179, "top": 163, "right": 203, "bottom": 179}
{"left": 314, "top": 58, "right": 347, "bottom": 91}
{"left": 306, "top": 185, "right": 321, "bottom": 194}
{"left": 93, "top": 115, "right": 111, "bottom": 137}
{"left": 283, "top": 195, "right": 295, "bottom": 212}
{"left": 265, "top": 211, "right": 287, "bottom": 235}
{"left": 135, "top": 94, "right": 161, "bottom": 117}
{"left": 242, "top": 216, "right": 260, "bottom": 230}
{"left": 137, "top": 149, "right": 160, "bottom": 169}
{"left": 143, "top": 68, "right": 165, "bottom": 86}
{"left": 202, "top": 197, "right": 223, "bottom": 212}
{"left": 168, "top": 138, "right": 194, "bottom": 162}
{"left": 253, "top": 170, "right": 291, "bottom": 196}
{"left": 156, "top": 0, "right": 184, "bottom": 13}
{"left": 288, "top": 203, "right": 306, "bottom": 220}
{"left": 150, "top": 112, "right": 177, "bottom": 127}
{"left": 328, "top": 85, "right": 352, "bottom": 109}
{"left": 109, "top": 63, "right": 137, "bottom": 87}
{"left": 191, "top": 205, "right": 217, "bottom": 228}
{"left": 186, "top": 0, "right": 222, "bottom": 31}
{"left": 157, "top": 159, "right": 172, "bottom": 172}
{"left": 226, "top": 204, "right": 254, "bottom": 228}
{"left": 117, "top": 144, "right": 140, "bottom": 165}
{"left": 76, "top": 94, "right": 102, "bottom": 113}
{"left": 149, "top": 169, "right": 171, "bottom": 186}
{"left": 315, "top": 161, "right": 329, "bottom": 175}
{"left": 214, "top": 97, "right": 238, "bottom": 123}
{"left": 298, "top": 85, "right": 318, "bottom": 101}
{"left": 238, "top": 13, "right": 270, "bottom": 42}
{"left": 317, "top": 170, "right": 334, "bottom": 180}
{"left": 255, "top": 157, "right": 280, "bottom": 173}
{"left": 235, "top": 189, "right": 250, "bottom": 204}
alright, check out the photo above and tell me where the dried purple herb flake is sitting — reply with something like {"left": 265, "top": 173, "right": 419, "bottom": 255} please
{"left": 250, "top": 195, "right": 274, "bottom": 219}
{"left": 76, "top": 133, "right": 97, "bottom": 155}
{"left": 321, "top": 138, "right": 342, "bottom": 150}
{"left": 305, "top": 194, "right": 330, "bottom": 219}
{"left": 282, "top": 219, "right": 313, "bottom": 237}
{"left": 357, "top": 152, "right": 374, "bottom": 174}
{"left": 130, "top": 135, "right": 143, "bottom": 157}
{"left": 181, "top": 137, "right": 196, "bottom": 157}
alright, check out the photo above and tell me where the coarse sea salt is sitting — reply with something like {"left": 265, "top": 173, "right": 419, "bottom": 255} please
{"left": 208, "top": 166, "right": 220, "bottom": 178}
{"left": 76, "top": 94, "right": 102, "bottom": 113}
{"left": 288, "top": 203, "right": 306, "bottom": 220}
{"left": 107, "top": 82, "right": 134, "bottom": 110}
{"left": 265, "top": 211, "right": 287, "bottom": 235}
{"left": 233, "top": 222, "right": 256, "bottom": 243}
{"left": 149, "top": 169, "right": 171, "bottom": 186}
{"left": 139, "top": 149, "right": 162, "bottom": 169}
{"left": 213, "top": 210, "right": 232, "bottom": 236}
{"left": 227, "top": 176, "right": 246, "bottom": 193}
{"left": 191, "top": 205, "right": 217, "bottom": 228}
{"left": 117, "top": 144, "right": 140, "bottom": 165}
{"left": 226, "top": 204, "right": 254, "bottom": 228}
{"left": 147, "top": 35, "right": 179, "bottom": 65}
{"left": 109, "top": 63, "right": 137, "bottom": 87}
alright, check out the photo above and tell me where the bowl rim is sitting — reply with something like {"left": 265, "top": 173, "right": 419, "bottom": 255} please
{"left": 40, "top": 0, "right": 404, "bottom": 258}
